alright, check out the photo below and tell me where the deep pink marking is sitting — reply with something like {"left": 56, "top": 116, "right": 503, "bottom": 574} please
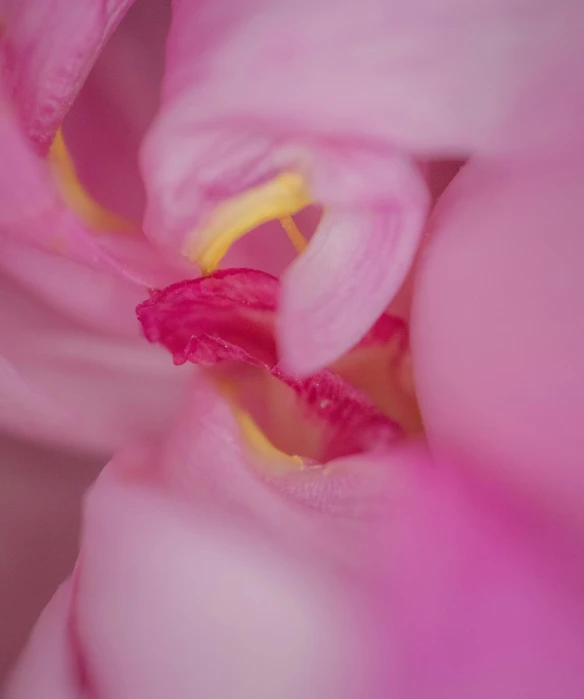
{"left": 137, "top": 268, "right": 403, "bottom": 460}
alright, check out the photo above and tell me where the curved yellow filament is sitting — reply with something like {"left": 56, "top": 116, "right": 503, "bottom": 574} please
{"left": 278, "top": 215, "right": 307, "bottom": 254}
{"left": 186, "top": 172, "right": 311, "bottom": 274}
{"left": 49, "top": 129, "right": 136, "bottom": 233}
{"left": 215, "top": 377, "right": 304, "bottom": 470}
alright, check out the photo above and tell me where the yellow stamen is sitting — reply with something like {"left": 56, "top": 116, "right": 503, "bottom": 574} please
{"left": 279, "top": 215, "right": 307, "bottom": 253}
{"left": 187, "top": 172, "right": 311, "bottom": 274}
{"left": 236, "top": 408, "right": 304, "bottom": 468}
{"left": 49, "top": 129, "right": 136, "bottom": 233}
{"left": 215, "top": 377, "right": 304, "bottom": 470}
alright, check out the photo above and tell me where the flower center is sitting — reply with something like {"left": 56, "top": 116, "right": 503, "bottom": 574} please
{"left": 137, "top": 269, "right": 422, "bottom": 471}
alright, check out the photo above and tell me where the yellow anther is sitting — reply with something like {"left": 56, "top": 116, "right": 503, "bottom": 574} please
{"left": 187, "top": 172, "right": 311, "bottom": 274}
{"left": 49, "top": 129, "right": 136, "bottom": 233}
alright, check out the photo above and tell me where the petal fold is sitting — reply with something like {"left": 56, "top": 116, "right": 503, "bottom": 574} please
{"left": 0, "top": 0, "right": 134, "bottom": 150}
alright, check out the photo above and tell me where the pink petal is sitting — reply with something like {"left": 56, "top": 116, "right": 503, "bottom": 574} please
{"left": 382, "top": 451, "right": 584, "bottom": 697}
{"left": 151, "top": 0, "right": 584, "bottom": 158}
{"left": 0, "top": 238, "right": 147, "bottom": 337}
{"left": 411, "top": 154, "right": 584, "bottom": 529}
{"left": 0, "top": 0, "right": 134, "bottom": 151}
{"left": 61, "top": 0, "right": 171, "bottom": 221}
{"left": 141, "top": 0, "right": 583, "bottom": 371}
{"left": 0, "top": 271, "right": 190, "bottom": 453}
{"left": 156, "top": 373, "right": 399, "bottom": 576}
{"left": 72, "top": 463, "right": 378, "bottom": 699}
{"left": 4, "top": 581, "right": 82, "bottom": 699}
{"left": 279, "top": 171, "right": 427, "bottom": 374}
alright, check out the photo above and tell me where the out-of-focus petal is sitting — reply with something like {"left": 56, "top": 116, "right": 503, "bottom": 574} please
{"left": 412, "top": 155, "right": 584, "bottom": 529}
{"left": 0, "top": 0, "right": 134, "bottom": 151}
{"left": 0, "top": 239, "right": 146, "bottom": 337}
{"left": 0, "top": 272, "right": 190, "bottom": 454}
{"left": 72, "top": 462, "right": 378, "bottom": 699}
{"left": 0, "top": 436, "right": 101, "bottom": 682}
{"left": 156, "top": 373, "right": 397, "bottom": 573}
{"left": 4, "top": 581, "right": 82, "bottom": 699}
{"left": 151, "top": 0, "right": 584, "bottom": 158}
{"left": 382, "top": 451, "right": 584, "bottom": 697}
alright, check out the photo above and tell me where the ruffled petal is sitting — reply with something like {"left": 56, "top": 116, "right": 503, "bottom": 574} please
{"left": 137, "top": 269, "right": 402, "bottom": 463}
{"left": 0, "top": 0, "right": 134, "bottom": 151}
{"left": 412, "top": 154, "right": 584, "bottom": 529}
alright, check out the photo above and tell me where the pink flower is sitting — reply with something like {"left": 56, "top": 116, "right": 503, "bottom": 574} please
{"left": 2, "top": 0, "right": 584, "bottom": 696}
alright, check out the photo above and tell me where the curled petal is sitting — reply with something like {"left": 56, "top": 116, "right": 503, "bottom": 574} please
{"left": 279, "top": 202, "right": 425, "bottom": 375}
{"left": 0, "top": 0, "right": 134, "bottom": 151}
{"left": 0, "top": 86, "right": 184, "bottom": 289}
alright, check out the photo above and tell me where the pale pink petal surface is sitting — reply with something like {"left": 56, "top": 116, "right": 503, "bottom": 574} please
{"left": 0, "top": 270, "right": 190, "bottom": 453}
{"left": 3, "top": 581, "right": 82, "bottom": 699}
{"left": 69, "top": 463, "right": 377, "bottom": 699}
{"left": 8, "top": 421, "right": 584, "bottom": 697}
{"left": 412, "top": 154, "right": 584, "bottom": 528}
{"left": 382, "top": 451, "right": 584, "bottom": 698}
